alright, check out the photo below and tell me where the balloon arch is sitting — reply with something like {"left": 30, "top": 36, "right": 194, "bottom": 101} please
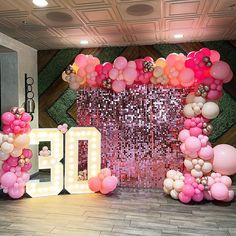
{"left": 0, "top": 47, "right": 236, "bottom": 203}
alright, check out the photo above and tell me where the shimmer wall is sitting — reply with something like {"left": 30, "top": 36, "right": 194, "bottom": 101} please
{"left": 77, "top": 86, "right": 188, "bottom": 187}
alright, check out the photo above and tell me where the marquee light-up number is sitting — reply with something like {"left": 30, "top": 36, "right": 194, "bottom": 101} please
{"left": 65, "top": 127, "right": 101, "bottom": 194}
{"left": 26, "top": 129, "right": 63, "bottom": 197}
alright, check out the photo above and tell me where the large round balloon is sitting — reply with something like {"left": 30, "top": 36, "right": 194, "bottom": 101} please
{"left": 213, "top": 144, "right": 236, "bottom": 175}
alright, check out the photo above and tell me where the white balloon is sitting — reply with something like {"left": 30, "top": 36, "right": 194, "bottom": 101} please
{"left": 183, "top": 104, "right": 195, "bottom": 118}
{"left": 163, "top": 186, "right": 170, "bottom": 194}
{"left": 173, "top": 180, "right": 184, "bottom": 192}
{"left": 163, "top": 178, "right": 174, "bottom": 190}
{"left": 170, "top": 189, "right": 179, "bottom": 199}
{"left": 202, "top": 162, "right": 212, "bottom": 173}
{"left": 166, "top": 170, "right": 177, "bottom": 179}
{"left": 0, "top": 151, "right": 9, "bottom": 161}
{"left": 191, "top": 169, "right": 203, "bottom": 178}
{"left": 184, "top": 159, "right": 193, "bottom": 170}
{"left": 202, "top": 102, "right": 220, "bottom": 119}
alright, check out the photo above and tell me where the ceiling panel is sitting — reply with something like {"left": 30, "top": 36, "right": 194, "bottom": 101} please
{"left": 0, "top": 0, "right": 235, "bottom": 49}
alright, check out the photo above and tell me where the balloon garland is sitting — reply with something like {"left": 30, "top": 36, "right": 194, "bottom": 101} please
{"left": 63, "top": 48, "right": 236, "bottom": 201}
{"left": 0, "top": 107, "right": 32, "bottom": 199}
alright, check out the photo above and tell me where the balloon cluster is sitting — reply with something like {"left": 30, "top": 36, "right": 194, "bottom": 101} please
{"left": 0, "top": 107, "right": 32, "bottom": 199}
{"left": 57, "top": 123, "right": 68, "bottom": 134}
{"left": 39, "top": 146, "right": 51, "bottom": 157}
{"left": 163, "top": 48, "right": 235, "bottom": 204}
{"left": 62, "top": 47, "right": 232, "bottom": 93}
{"left": 88, "top": 168, "right": 118, "bottom": 194}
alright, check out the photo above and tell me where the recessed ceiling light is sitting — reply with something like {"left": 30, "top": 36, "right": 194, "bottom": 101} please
{"left": 32, "top": 0, "right": 48, "bottom": 7}
{"left": 174, "top": 34, "right": 183, "bottom": 39}
{"left": 80, "top": 40, "right": 89, "bottom": 45}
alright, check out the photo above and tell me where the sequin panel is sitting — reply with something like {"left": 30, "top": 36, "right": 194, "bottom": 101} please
{"left": 77, "top": 85, "right": 188, "bottom": 188}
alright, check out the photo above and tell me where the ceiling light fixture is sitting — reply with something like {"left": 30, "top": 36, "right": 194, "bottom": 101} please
{"left": 80, "top": 40, "right": 89, "bottom": 45}
{"left": 174, "top": 34, "right": 183, "bottom": 39}
{"left": 32, "top": 0, "right": 48, "bottom": 7}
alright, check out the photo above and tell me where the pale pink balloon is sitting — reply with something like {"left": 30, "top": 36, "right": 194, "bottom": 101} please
{"left": 210, "top": 61, "right": 231, "bottom": 80}
{"left": 123, "top": 67, "right": 137, "bottom": 85}
{"left": 8, "top": 186, "right": 25, "bottom": 199}
{"left": 220, "top": 176, "right": 232, "bottom": 188}
{"left": 1, "top": 172, "right": 17, "bottom": 188}
{"left": 166, "top": 53, "right": 178, "bottom": 66}
{"left": 113, "top": 56, "right": 127, "bottom": 70}
{"left": 88, "top": 176, "right": 102, "bottom": 192}
{"left": 85, "top": 64, "right": 94, "bottom": 73}
{"left": 210, "top": 182, "right": 228, "bottom": 201}
{"left": 102, "top": 176, "right": 118, "bottom": 193}
{"left": 100, "top": 187, "right": 110, "bottom": 195}
{"left": 213, "top": 144, "right": 236, "bottom": 175}
{"left": 223, "top": 69, "right": 233, "bottom": 84}
{"left": 210, "top": 50, "right": 220, "bottom": 62}
{"left": 21, "top": 172, "right": 30, "bottom": 182}
{"left": 179, "top": 192, "right": 191, "bottom": 203}
{"left": 112, "top": 80, "right": 126, "bottom": 93}
{"left": 224, "top": 190, "right": 235, "bottom": 202}
{"left": 179, "top": 68, "right": 194, "bottom": 87}
{"left": 127, "top": 61, "right": 136, "bottom": 69}
{"left": 178, "top": 129, "right": 190, "bottom": 142}
{"left": 109, "top": 68, "right": 118, "bottom": 80}
{"left": 74, "top": 54, "right": 87, "bottom": 68}
{"left": 78, "top": 68, "right": 86, "bottom": 77}
{"left": 185, "top": 136, "right": 201, "bottom": 153}
{"left": 198, "top": 145, "right": 214, "bottom": 160}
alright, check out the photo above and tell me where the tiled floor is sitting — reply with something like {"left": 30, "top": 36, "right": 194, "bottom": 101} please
{"left": 0, "top": 188, "right": 235, "bottom": 236}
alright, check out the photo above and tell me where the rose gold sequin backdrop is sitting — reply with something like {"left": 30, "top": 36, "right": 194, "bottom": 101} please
{"left": 77, "top": 85, "right": 188, "bottom": 188}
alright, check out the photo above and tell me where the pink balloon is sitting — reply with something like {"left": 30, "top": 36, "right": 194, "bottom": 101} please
{"left": 213, "top": 144, "right": 236, "bottom": 175}
{"left": 179, "top": 192, "right": 191, "bottom": 203}
{"left": 184, "top": 174, "right": 195, "bottom": 184}
{"left": 102, "top": 176, "right": 118, "bottom": 193}
{"left": 112, "top": 80, "right": 126, "bottom": 93}
{"left": 182, "top": 184, "right": 194, "bottom": 197}
{"left": 114, "top": 56, "right": 127, "bottom": 70}
{"left": 210, "top": 182, "right": 228, "bottom": 201}
{"left": 210, "top": 50, "right": 220, "bottom": 62}
{"left": 198, "top": 145, "right": 214, "bottom": 160}
{"left": 1, "top": 172, "right": 17, "bottom": 188}
{"left": 200, "top": 48, "right": 211, "bottom": 56}
{"left": 127, "top": 61, "right": 136, "bottom": 69}
{"left": 100, "top": 187, "right": 110, "bottom": 195}
{"left": 166, "top": 53, "right": 178, "bottom": 66}
{"left": 210, "top": 61, "right": 231, "bottom": 80}
{"left": 178, "top": 129, "right": 190, "bottom": 142}
{"left": 21, "top": 172, "right": 30, "bottom": 182}
{"left": 109, "top": 68, "right": 118, "bottom": 80}
{"left": 88, "top": 176, "right": 102, "bottom": 192}
{"left": 74, "top": 54, "right": 87, "bottom": 68}
{"left": 20, "top": 113, "right": 32, "bottom": 123}
{"left": 1, "top": 112, "right": 15, "bottom": 125}
{"left": 224, "top": 190, "right": 234, "bottom": 202}
{"left": 203, "top": 190, "right": 214, "bottom": 200}
{"left": 8, "top": 186, "right": 25, "bottom": 199}
{"left": 85, "top": 64, "right": 94, "bottom": 73}
{"left": 189, "top": 127, "right": 202, "bottom": 137}
{"left": 192, "top": 192, "right": 204, "bottom": 202}
{"left": 185, "top": 136, "right": 201, "bottom": 153}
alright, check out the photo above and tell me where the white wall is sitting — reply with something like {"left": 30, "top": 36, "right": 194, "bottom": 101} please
{"left": 0, "top": 32, "right": 38, "bottom": 174}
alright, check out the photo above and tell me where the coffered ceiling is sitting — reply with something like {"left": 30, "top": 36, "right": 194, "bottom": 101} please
{"left": 0, "top": 0, "right": 236, "bottom": 50}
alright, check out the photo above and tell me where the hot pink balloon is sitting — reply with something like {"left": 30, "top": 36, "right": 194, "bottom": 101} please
{"left": 1, "top": 172, "right": 17, "bottom": 188}
{"left": 213, "top": 144, "right": 236, "bottom": 175}
{"left": 192, "top": 192, "right": 204, "bottom": 202}
{"left": 21, "top": 163, "right": 32, "bottom": 172}
{"left": 210, "top": 61, "right": 231, "bottom": 80}
{"left": 179, "top": 192, "right": 191, "bottom": 203}
{"left": 102, "top": 176, "right": 118, "bottom": 193}
{"left": 182, "top": 184, "right": 194, "bottom": 197}
{"left": 210, "top": 182, "right": 228, "bottom": 201}
{"left": 1, "top": 112, "right": 15, "bottom": 125}
{"left": 113, "top": 56, "right": 127, "bottom": 70}
{"left": 20, "top": 113, "right": 32, "bottom": 123}
{"left": 2, "top": 162, "right": 11, "bottom": 172}
{"left": 88, "top": 176, "right": 102, "bottom": 192}
{"left": 6, "top": 156, "right": 18, "bottom": 167}
{"left": 112, "top": 80, "right": 126, "bottom": 93}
